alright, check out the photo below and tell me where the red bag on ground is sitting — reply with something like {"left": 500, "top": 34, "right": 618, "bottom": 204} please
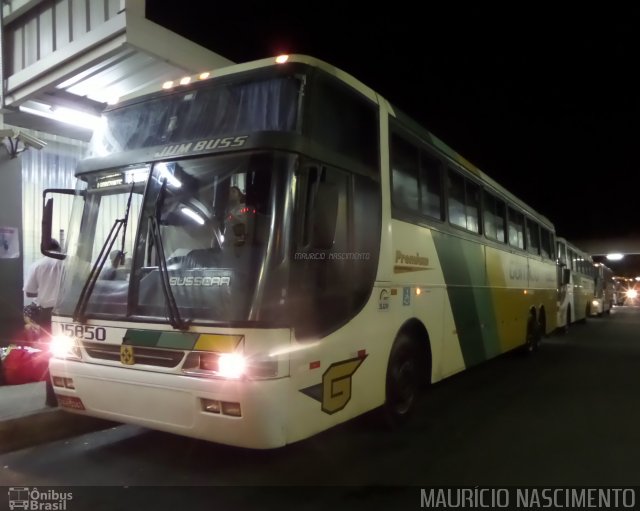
{"left": 2, "top": 347, "right": 51, "bottom": 385}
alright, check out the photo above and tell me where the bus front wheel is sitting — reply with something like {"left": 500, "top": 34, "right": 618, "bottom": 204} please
{"left": 383, "top": 334, "right": 421, "bottom": 427}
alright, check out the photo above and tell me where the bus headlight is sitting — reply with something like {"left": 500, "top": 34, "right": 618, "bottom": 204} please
{"left": 182, "top": 352, "right": 246, "bottom": 378}
{"left": 217, "top": 353, "right": 246, "bottom": 379}
{"left": 626, "top": 289, "right": 638, "bottom": 300}
{"left": 182, "top": 352, "right": 279, "bottom": 379}
{"left": 50, "top": 335, "right": 81, "bottom": 360}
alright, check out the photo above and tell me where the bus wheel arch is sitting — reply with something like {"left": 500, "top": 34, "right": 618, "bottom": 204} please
{"left": 383, "top": 319, "right": 431, "bottom": 427}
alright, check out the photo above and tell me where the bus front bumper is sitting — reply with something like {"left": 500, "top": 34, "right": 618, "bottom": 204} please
{"left": 49, "top": 358, "right": 290, "bottom": 449}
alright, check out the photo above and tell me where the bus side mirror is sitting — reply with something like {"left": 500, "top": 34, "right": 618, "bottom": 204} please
{"left": 562, "top": 268, "right": 571, "bottom": 285}
{"left": 41, "top": 197, "right": 67, "bottom": 260}
{"left": 42, "top": 188, "right": 77, "bottom": 260}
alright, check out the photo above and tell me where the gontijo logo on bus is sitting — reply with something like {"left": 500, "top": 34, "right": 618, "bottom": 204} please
{"left": 154, "top": 135, "right": 249, "bottom": 157}
{"left": 300, "top": 356, "right": 367, "bottom": 414}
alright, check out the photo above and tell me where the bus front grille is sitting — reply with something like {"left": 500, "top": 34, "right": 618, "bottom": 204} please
{"left": 83, "top": 342, "right": 185, "bottom": 368}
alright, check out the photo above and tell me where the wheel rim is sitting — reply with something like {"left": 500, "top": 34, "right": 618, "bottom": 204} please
{"left": 392, "top": 358, "right": 416, "bottom": 415}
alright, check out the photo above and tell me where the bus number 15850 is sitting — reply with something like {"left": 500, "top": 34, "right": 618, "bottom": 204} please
{"left": 61, "top": 323, "right": 107, "bottom": 341}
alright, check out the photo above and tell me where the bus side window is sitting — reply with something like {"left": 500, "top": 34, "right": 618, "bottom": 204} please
{"left": 526, "top": 218, "right": 540, "bottom": 255}
{"left": 419, "top": 149, "right": 444, "bottom": 220}
{"left": 292, "top": 165, "right": 354, "bottom": 339}
{"left": 298, "top": 166, "right": 339, "bottom": 249}
{"left": 540, "top": 228, "right": 552, "bottom": 259}
{"left": 310, "top": 181, "right": 338, "bottom": 249}
{"left": 391, "top": 133, "right": 419, "bottom": 213}
{"left": 508, "top": 207, "right": 525, "bottom": 250}
{"left": 448, "top": 170, "right": 466, "bottom": 229}
{"left": 484, "top": 191, "right": 506, "bottom": 243}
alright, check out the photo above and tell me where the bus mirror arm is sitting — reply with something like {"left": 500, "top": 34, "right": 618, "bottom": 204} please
{"left": 562, "top": 268, "right": 571, "bottom": 286}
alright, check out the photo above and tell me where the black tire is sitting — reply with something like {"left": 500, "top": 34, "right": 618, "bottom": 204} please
{"left": 383, "top": 334, "right": 421, "bottom": 427}
{"left": 558, "top": 307, "right": 570, "bottom": 335}
{"left": 579, "top": 304, "right": 589, "bottom": 323}
{"left": 525, "top": 310, "right": 541, "bottom": 353}
{"left": 539, "top": 309, "right": 548, "bottom": 338}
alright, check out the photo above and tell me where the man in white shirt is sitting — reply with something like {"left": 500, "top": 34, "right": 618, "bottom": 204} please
{"left": 23, "top": 239, "right": 64, "bottom": 334}
{"left": 23, "top": 239, "right": 64, "bottom": 407}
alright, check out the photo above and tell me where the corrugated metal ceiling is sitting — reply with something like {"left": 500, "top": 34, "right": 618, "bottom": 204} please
{"left": 2, "top": 0, "right": 233, "bottom": 141}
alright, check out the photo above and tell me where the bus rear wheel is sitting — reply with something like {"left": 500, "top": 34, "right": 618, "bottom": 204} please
{"left": 525, "top": 311, "right": 541, "bottom": 353}
{"left": 558, "top": 307, "right": 570, "bottom": 335}
{"left": 383, "top": 334, "right": 421, "bottom": 427}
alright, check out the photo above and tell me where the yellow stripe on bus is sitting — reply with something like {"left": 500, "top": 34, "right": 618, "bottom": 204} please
{"left": 194, "top": 334, "right": 244, "bottom": 353}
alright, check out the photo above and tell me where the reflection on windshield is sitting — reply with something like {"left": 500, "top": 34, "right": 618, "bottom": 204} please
{"left": 135, "top": 153, "right": 277, "bottom": 323}
{"left": 57, "top": 167, "right": 148, "bottom": 318}
{"left": 58, "top": 152, "right": 291, "bottom": 325}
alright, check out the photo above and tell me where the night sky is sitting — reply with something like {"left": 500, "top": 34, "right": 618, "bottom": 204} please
{"left": 146, "top": 5, "right": 640, "bottom": 272}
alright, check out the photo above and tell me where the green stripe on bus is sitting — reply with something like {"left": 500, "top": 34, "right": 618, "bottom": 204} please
{"left": 157, "top": 332, "right": 199, "bottom": 349}
{"left": 432, "top": 233, "right": 500, "bottom": 367}
{"left": 123, "top": 329, "right": 200, "bottom": 349}
{"left": 123, "top": 329, "right": 162, "bottom": 347}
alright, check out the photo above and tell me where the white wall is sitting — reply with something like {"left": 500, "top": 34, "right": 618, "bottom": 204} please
{"left": 21, "top": 129, "right": 87, "bottom": 305}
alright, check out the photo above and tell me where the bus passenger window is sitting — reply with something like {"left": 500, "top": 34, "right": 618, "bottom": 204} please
{"left": 447, "top": 171, "right": 480, "bottom": 233}
{"left": 465, "top": 181, "right": 480, "bottom": 233}
{"left": 391, "top": 133, "right": 419, "bottom": 212}
{"left": 508, "top": 208, "right": 525, "bottom": 249}
{"left": 526, "top": 219, "right": 540, "bottom": 255}
{"left": 540, "top": 228, "right": 552, "bottom": 258}
{"left": 419, "top": 150, "right": 443, "bottom": 220}
{"left": 448, "top": 171, "right": 466, "bottom": 228}
{"left": 484, "top": 192, "right": 506, "bottom": 243}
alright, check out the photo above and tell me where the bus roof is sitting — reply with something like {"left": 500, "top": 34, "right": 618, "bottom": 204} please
{"left": 98, "top": 54, "right": 553, "bottom": 229}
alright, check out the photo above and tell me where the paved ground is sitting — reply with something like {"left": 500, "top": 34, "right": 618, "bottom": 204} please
{"left": 0, "top": 379, "right": 114, "bottom": 455}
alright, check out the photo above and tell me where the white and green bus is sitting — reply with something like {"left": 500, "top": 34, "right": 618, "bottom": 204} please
{"left": 591, "top": 263, "right": 614, "bottom": 316}
{"left": 45, "top": 55, "right": 558, "bottom": 449}
{"left": 556, "top": 237, "right": 595, "bottom": 331}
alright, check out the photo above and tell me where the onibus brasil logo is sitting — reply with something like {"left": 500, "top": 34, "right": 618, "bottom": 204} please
{"left": 8, "top": 487, "right": 73, "bottom": 510}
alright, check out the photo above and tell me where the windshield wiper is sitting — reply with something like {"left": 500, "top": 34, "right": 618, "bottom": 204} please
{"left": 73, "top": 184, "right": 135, "bottom": 323}
{"left": 115, "top": 182, "right": 134, "bottom": 266}
{"left": 148, "top": 181, "right": 190, "bottom": 330}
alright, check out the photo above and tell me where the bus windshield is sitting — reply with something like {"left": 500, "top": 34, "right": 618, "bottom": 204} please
{"left": 54, "top": 60, "right": 381, "bottom": 336}
{"left": 58, "top": 151, "right": 294, "bottom": 325}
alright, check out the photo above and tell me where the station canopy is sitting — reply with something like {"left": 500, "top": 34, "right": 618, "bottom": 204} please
{"left": 1, "top": 0, "right": 233, "bottom": 142}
